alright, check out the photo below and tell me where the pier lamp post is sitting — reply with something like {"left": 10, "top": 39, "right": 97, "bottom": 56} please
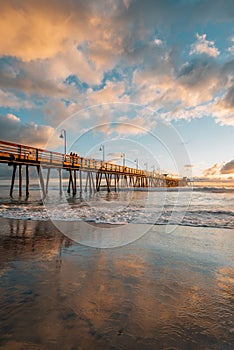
{"left": 144, "top": 162, "right": 148, "bottom": 171}
{"left": 59, "top": 129, "right": 67, "bottom": 154}
{"left": 151, "top": 165, "right": 155, "bottom": 176}
{"left": 134, "top": 158, "right": 139, "bottom": 170}
{"left": 99, "top": 145, "right": 105, "bottom": 162}
{"left": 121, "top": 153, "right": 126, "bottom": 167}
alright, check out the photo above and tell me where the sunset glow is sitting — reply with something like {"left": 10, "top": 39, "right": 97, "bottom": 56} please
{"left": 0, "top": 0, "right": 233, "bottom": 179}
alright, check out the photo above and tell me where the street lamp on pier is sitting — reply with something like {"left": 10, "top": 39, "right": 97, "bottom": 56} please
{"left": 121, "top": 153, "right": 126, "bottom": 167}
{"left": 59, "top": 129, "right": 67, "bottom": 154}
{"left": 99, "top": 145, "right": 105, "bottom": 162}
{"left": 134, "top": 158, "right": 139, "bottom": 170}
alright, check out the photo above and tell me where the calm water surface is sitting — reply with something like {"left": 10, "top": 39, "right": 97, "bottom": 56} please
{"left": 0, "top": 218, "right": 233, "bottom": 349}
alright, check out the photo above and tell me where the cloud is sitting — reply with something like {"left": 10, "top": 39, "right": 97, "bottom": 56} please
{"left": 43, "top": 99, "right": 79, "bottom": 127}
{"left": 227, "top": 37, "right": 234, "bottom": 55}
{"left": 203, "top": 163, "right": 220, "bottom": 177}
{"left": 0, "top": 89, "right": 33, "bottom": 109}
{"left": 202, "top": 161, "right": 234, "bottom": 177}
{"left": 0, "top": 114, "right": 54, "bottom": 148}
{"left": 0, "top": 56, "right": 79, "bottom": 97}
{"left": 0, "top": 0, "right": 127, "bottom": 71}
{"left": 107, "top": 152, "right": 122, "bottom": 158}
{"left": 220, "top": 83, "right": 234, "bottom": 108}
{"left": 122, "top": 0, "right": 134, "bottom": 9}
{"left": 0, "top": 0, "right": 234, "bottom": 129}
{"left": 190, "top": 34, "right": 220, "bottom": 57}
{"left": 91, "top": 119, "right": 149, "bottom": 137}
{"left": 0, "top": 1, "right": 232, "bottom": 64}
{"left": 178, "top": 59, "right": 220, "bottom": 95}
{"left": 154, "top": 38, "right": 163, "bottom": 46}
{"left": 115, "top": 115, "right": 154, "bottom": 135}
{"left": 131, "top": 50, "right": 234, "bottom": 125}
{"left": 88, "top": 81, "right": 128, "bottom": 105}
{"left": 211, "top": 83, "right": 234, "bottom": 125}
{"left": 220, "top": 159, "right": 234, "bottom": 174}
{"left": 184, "top": 164, "right": 195, "bottom": 168}
{"left": 0, "top": 1, "right": 88, "bottom": 62}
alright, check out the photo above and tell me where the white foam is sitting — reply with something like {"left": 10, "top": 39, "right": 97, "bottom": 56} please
{"left": 0, "top": 201, "right": 233, "bottom": 229}
{"left": 0, "top": 188, "right": 233, "bottom": 229}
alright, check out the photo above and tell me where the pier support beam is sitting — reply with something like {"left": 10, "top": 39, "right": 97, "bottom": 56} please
{"left": 96, "top": 172, "right": 102, "bottom": 192}
{"left": 10, "top": 164, "right": 17, "bottom": 198}
{"left": 90, "top": 172, "right": 95, "bottom": 193}
{"left": 114, "top": 174, "right": 117, "bottom": 192}
{"left": 74, "top": 170, "right": 77, "bottom": 195}
{"left": 25, "top": 165, "right": 29, "bottom": 197}
{"left": 46, "top": 168, "right": 50, "bottom": 194}
{"left": 19, "top": 164, "right": 22, "bottom": 197}
{"left": 84, "top": 172, "right": 88, "bottom": 192}
{"left": 58, "top": 169, "right": 62, "bottom": 195}
{"left": 37, "top": 165, "right": 46, "bottom": 198}
{"left": 58, "top": 169, "right": 63, "bottom": 196}
{"left": 67, "top": 169, "right": 74, "bottom": 194}
{"left": 85, "top": 172, "right": 92, "bottom": 193}
{"left": 79, "top": 169, "right": 82, "bottom": 195}
{"left": 105, "top": 173, "right": 111, "bottom": 192}
{"left": 117, "top": 174, "right": 120, "bottom": 190}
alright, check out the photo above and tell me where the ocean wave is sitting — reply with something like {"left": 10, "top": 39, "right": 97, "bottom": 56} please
{"left": 0, "top": 203, "right": 233, "bottom": 229}
{"left": 192, "top": 186, "right": 234, "bottom": 193}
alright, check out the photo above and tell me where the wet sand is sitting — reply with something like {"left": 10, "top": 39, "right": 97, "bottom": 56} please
{"left": 0, "top": 218, "right": 233, "bottom": 349}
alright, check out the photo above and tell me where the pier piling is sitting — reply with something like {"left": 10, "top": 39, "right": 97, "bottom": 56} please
{"left": 10, "top": 164, "right": 17, "bottom": 198}
{"left": 25, "top": 165, "right": 29, "bottom": 197}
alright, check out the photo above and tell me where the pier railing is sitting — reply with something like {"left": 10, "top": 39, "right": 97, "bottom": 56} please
{"left": 0, "top": 139, "right": 186, "bottom": 197}
{"left": 0, "top": 139, "right": 158, "bottom": 177}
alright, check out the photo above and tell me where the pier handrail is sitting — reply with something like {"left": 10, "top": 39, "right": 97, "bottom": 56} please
{"left": 0, "top": 139, "right": 180, "bottom": 180}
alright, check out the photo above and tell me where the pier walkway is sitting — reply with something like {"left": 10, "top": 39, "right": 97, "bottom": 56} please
{"left": 0, "top": 140, "right": 187, "bottom": 197}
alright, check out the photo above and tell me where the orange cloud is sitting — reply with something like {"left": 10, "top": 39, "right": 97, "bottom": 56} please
{"left": 203, "top": 163, "right": 220, "bottom": 177}
{"left": 0, "top": 0, "right": 234, "bottom": 128}
{"left": 0, "top": 0, "right": 124, "bottom": 69}
{"left": 0, "top": 1, "right": 72, "bottom": 61}
{"left": 220, "top": 160, "right": 234, "bottom": 174}
{"left": 0, "top": 113, "right": 54, "bottom": 148}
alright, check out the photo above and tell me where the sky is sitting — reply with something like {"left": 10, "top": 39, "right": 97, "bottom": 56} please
{"left": 0, "top": 0, "right": 234, "bottom": 179}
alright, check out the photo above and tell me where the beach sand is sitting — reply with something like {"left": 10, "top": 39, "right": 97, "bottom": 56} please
{"left": 0, "top": 218, "right": 233, "bottom": 349}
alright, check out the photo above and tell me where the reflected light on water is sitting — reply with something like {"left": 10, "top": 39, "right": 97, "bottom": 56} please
{"left": 0, "top": 218, "right": 233, "bottom": 349}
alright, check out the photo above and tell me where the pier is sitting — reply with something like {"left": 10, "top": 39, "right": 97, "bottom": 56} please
{"left": 0, "top": 140, "right": 187, "bottom": 198}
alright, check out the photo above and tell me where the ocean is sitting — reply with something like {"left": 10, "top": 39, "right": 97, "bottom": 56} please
{"left": 0, "top": 183, "right": 233, "bottom": 229}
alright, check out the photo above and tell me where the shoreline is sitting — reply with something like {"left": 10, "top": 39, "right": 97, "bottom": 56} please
{"left": 0, "top": 215, "right": 233, "bottom": 230}
{"left": 0, "top": 216, "right": 233, "bottom": 255}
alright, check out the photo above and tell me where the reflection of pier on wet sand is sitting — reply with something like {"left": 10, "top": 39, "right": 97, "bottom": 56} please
{"left": 0, "top": 140, "right": 188, "bottom": 198}
{"left": 0, "top": 219, "right": 70, "bottom": 264}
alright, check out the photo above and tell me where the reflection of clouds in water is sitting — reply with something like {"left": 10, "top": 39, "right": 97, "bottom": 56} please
{"left": 62, "top": 244, "right": 233, "bottom": 348}
{"left": 57, "top": 221, "right": 152, "bottom": 248}
{"left": 0, "top": 219, "right": 233, "bottom": 349}
{"left": 216, "top": 267, "right": 234, "bottom": 286}
{"left": 215, "top": 267, "right": 234, "bottom": 301}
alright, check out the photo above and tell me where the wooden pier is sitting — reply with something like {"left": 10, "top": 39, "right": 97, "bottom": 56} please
{"left": 0, "top": 140, "right": 187, "bottom": 198}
